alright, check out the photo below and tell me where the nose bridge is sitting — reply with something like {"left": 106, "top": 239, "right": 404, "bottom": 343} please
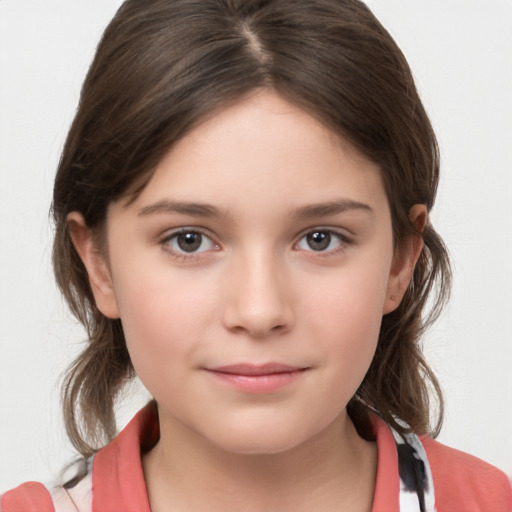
{"left": 223, "top": 244, "right": 293, "bottom": 337}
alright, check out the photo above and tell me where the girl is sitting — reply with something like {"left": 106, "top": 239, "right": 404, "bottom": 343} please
{"left": 1, "top": 0, "right": 511, "bottom": 511}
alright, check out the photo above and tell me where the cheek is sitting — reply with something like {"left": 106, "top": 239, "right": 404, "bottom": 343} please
{"left": 112, "top": 267, "right": 218, "bottom": 376}
{"left": 305, "top": 258, "right": 391, "bottom": 373}
{"left": 310, "top": 258, "right": 389, "bottom": 326}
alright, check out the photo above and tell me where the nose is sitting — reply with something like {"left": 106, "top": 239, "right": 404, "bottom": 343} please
{"left": 222, "top": 251, "right": 294, "bottom": 338}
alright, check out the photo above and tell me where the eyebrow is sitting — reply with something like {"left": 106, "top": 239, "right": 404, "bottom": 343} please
{"left": 295, "top": 199, "right": 373, "bottom": 218}
{"left": 138, "top": 200, "right": 227, "bottom": 218}
{"left": 137, "top": 198, "right": 372, "bottom": 218}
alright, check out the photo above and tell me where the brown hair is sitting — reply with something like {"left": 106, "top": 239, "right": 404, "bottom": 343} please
{"left": 52, "top": 0, "right": 451, "bottom": 457}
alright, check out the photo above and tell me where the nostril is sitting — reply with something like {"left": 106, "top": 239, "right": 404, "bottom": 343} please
{"left": 226, "top": 318, "right": 291, "bottom": 338}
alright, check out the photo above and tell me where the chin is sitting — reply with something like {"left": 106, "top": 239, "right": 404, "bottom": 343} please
{"left": 202, "top": 415, "right": 326, "bottom": 456}
{"left": 214, "top": 431, "right": 305, "bottom": 456}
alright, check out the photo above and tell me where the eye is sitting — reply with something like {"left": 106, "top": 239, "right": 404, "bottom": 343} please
{"left": 163, "top": 229, "right": 218, "bottom": 255}
{"left": 296, "top": 230, "right": 346, "bottom": 252}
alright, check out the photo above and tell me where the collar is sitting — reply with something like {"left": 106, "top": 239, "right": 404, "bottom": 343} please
{"left": 91, "top": 403, "right": 433, "bottom": 512}
{"left": 92, "top": 402, "right": 158, "bottom": 512}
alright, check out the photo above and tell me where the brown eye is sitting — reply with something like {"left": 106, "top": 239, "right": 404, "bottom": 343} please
{"left": 306, "top": 231, "right": 331, "bottom": 251}
{"left": 296, "top": 229, "right": 347, "bottom": 253}
{"left": 176, "top": 232, "right": 203, "bottom": 252}
{"left": 164, "top": 230, "right": 217, "bottom": 255}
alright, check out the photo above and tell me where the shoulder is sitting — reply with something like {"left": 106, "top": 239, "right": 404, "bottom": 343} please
{"left": 421, "top": 436, "right": 512, "bottom": 512}
{"left": 1, "top": 482, "right": 53, "bottom": 512}
{"left": 1, "top": 468, "right": 92, "bottom": 512}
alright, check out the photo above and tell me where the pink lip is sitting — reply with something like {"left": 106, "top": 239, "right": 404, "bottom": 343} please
{"left": 205, "top": 363, "right": 309, "bottom": 393}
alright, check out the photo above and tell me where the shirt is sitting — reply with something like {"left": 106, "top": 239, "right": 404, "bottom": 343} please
{"left": 2, "top": 402, "right": 511, "bottom": 511}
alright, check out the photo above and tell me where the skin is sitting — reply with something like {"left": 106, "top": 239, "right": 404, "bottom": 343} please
{"left": 69, "top": 91, "right": 425, "bottom": 512}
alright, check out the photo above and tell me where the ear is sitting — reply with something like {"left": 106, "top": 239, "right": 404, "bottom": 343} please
{"left": 382, "top": 204, "right": 427, "bottom": 315}
{"left": 67, "top": 212, "right": 120, "bottom": 319}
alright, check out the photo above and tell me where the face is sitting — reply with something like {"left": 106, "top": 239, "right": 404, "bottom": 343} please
{"left": 74, "top": 91, "right": 416, "bottom": 455}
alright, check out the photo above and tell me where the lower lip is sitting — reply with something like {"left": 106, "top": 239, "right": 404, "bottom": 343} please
{"left": 206, "top": 369, "right": 307, "bottom": 393}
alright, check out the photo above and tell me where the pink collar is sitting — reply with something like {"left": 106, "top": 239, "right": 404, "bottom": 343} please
{"left": 92, "top": 402, "right": 158, "bottom": 512}
{"left": 91, "top": 403, "right": 399, "bottom": 511}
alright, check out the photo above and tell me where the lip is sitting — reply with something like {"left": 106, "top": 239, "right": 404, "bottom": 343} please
{"left": 204, "top": 363, "right": 309, "bottom": 393}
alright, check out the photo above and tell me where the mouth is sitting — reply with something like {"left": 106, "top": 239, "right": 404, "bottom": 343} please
{"left": 204, "top": 363, "right": 309, "bottom": 393}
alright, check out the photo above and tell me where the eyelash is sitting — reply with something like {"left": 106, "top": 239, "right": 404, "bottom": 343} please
{"left": 158, "top": 227, "right": 353, "bottom": 261}
{"left": 294, "top": 228, "right": 352, "bottom": 257}
{"left": 159, "top": 228, "right": 220, "bottom": 261}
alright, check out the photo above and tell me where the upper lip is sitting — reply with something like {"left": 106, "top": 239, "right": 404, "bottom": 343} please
{"left": 206, "top": 363, "right": 307, "bottom": 376}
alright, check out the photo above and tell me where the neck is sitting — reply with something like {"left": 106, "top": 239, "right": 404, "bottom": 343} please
{"left": 143, "top": 408, "right": 377, "bottom": 512}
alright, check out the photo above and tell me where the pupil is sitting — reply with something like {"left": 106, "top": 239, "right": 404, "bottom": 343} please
{"left": 177, "top": 232, "right": 202, "bottom": 252}
{"left": 307, "top": 231, "right": 330, "bottom": 251}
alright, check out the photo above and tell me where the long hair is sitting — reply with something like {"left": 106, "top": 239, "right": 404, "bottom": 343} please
{"left": 52, "top": 0, "right": 450, "bottom": 457}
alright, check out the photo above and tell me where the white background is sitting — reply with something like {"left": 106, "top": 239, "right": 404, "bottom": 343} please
{"left": 1, "top": 0, "right": 511, "bottom": 490}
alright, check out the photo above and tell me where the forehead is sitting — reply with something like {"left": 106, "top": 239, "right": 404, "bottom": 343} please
{"left": 118, "top": 90, "right": 388, "bottom": 220}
